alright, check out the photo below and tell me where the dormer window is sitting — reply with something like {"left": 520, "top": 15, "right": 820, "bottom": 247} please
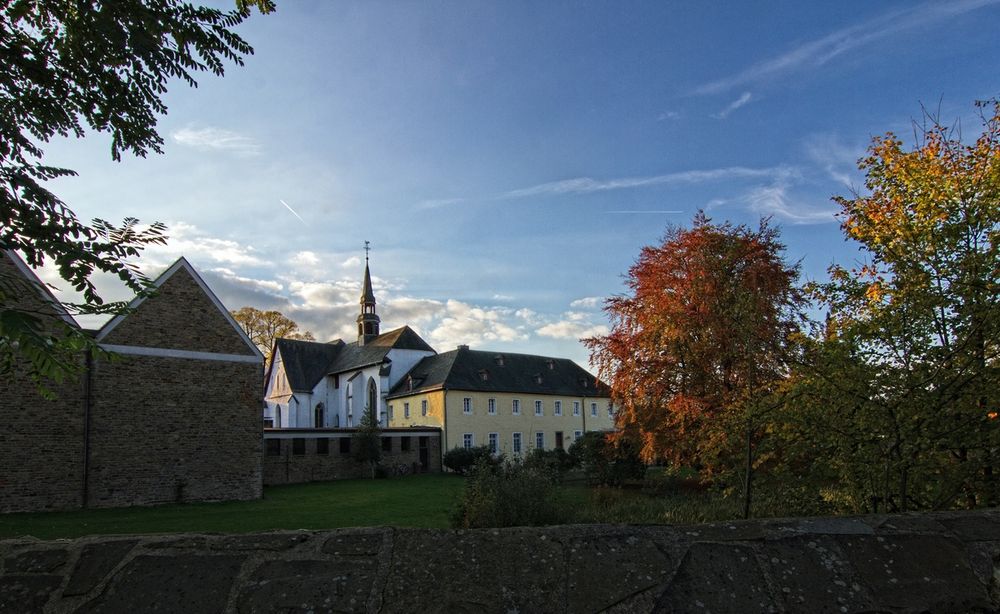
{"left": 406, "top": 375, "right": 413, "bottom": 391}
{"left": 479, "top": 369, "right": 490, "bottom": 381}
{"left": 546, "top": 359, "right": 555, "bottom": 370}
{"left": 494, "top": 354, "right": 505, "bottom": 367}
{"left": 534, "top": 373, "right": 543, "bottom": 385}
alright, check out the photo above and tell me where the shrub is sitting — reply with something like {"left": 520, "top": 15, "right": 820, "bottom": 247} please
{"left": 443, "top": 445, "right": 495, "bottom": 476}
{"left": 523, "top": 447, "right": 575, "bottom": 482}
{"left": 451, "top": 457, "right": 570, "bottom": 528}
{"left": 568, "top": 431, "right": 646, "bottom": 487}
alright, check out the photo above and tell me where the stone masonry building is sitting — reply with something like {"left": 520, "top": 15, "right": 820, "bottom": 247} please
{"left": 0, "top": 252, "right": 265, "bottom": 513}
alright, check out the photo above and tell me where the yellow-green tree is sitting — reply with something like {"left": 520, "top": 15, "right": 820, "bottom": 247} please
{"left": 802, "top": 101, "right": 1000, "bottom": 511}
{"left": 230, "top": 306, "right": 314, "bottom": 363}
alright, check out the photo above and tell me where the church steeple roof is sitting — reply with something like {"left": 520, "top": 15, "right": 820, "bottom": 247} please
{"left": 361, "top": 262, "right": 376, "bottom": 305}
{"left": 357, "top": 241, "right": 380, "bottom": 345}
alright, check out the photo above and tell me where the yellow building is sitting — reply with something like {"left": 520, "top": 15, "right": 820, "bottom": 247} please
{"left": 386, "top": 345, "right": 614, "bottom": 457}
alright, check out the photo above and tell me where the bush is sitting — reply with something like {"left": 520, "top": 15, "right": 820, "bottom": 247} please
{"left": 523, "top": 447, "right": 575, "bottom": 482}
{"left": 568, "top": 431, "right": 646, "bottom": 487}
{"left": 451, "top": 458, "right": 570, "bottom": 528}
{"left": 443, "top": 445, "right": 495, "bottom": 476}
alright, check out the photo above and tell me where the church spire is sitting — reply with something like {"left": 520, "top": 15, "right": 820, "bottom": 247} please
{"left": 357, "top": 240, "right": 380, "bottom": 345}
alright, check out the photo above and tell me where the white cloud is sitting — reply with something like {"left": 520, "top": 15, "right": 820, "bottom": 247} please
{"left": 428, "top": 299, "right": 529, "bottom": 348}
{"left": 142, "top": 221, "right": 265, "bottom": 268}
{"left": 502, "top": 166, "right": 790, "bottom": 199}
{"left": 693, "top": 0, "right": 1000, "bottom": 95}
{"left": 804, "top": 133, "right": 864, "bottom": 189}
{"left": 515, "top": 308, "right": 542, "bottom": 326}
{"left": 207, "top": 268, "right": 283, "bottom": 295}
{"left": 416, "top": 197, "right": 465, "bottom": 210}
{"left": 291, "top": 251, "right": 320, "bottom": 267}
{"left": 287, "top": 279, "right": 357, "bottom": 310}
{"left": 570, "top": 296, "right": 604, "bottom": 309}
{"left": 341, "top": 256, "right": 362, "bottom": 268}
{"left": 381, "top": 296, "right": 445, "bottom": 327}
{"left": 171, "top": 126, "right": 261, "bottom": 156}
{"left": 537, "top": 320, "right": 609, "bottom": 340}
{"left": 492, "top": 293, "right": 514, "bottom": 301}
{"left": 657, "top": 110, "right": 681, "bottom": 121}
{"left": 713, "top": 92, "right": 754, "bottom": 119}
{"left": 743, "top": 179, "right": 838, "bottom": 224}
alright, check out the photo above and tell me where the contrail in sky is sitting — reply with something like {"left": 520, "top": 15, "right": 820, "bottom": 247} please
{"left": 280, "top": 199, "right": 305, "bottom": 224}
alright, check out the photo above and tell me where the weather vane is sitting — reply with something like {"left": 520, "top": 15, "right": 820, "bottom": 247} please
{"left": 364, "top": 240, "right": 370, "bottom": 263}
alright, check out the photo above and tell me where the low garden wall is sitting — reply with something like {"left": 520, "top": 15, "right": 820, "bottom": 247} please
{"left": 2, "top": 509, "right": 998, "bottom": 612}
{"left": 262, "top": 428, "right": 442, "bottom": 485}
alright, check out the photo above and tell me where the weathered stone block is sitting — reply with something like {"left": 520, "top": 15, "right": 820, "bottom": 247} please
{"left": 3, "top": 548, "right": 68, "bottom": 573}
{"left": 77, "top": 554, "right": 244, "bottom": 613}
{"left": 0, "top": 574, "right": 61, "bottom": 613}
{"left": 236, "top": 559, "right": 377, "bottom": 614}
{"left": 64, "top": 540, "right": 137, "bottom": 597}
{"left": 837, "top": 533, "right": 992, "bottom": 612}
{"left": 656, "top": 542, "right": 774, "bottom": 613}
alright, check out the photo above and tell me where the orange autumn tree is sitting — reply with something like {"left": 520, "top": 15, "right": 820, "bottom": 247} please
{"left": 586, "top": 212, "right": 804, "bottom": 516}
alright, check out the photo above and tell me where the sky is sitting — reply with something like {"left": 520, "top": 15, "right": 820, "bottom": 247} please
{"left": 36, "top": 0, "right": 1000, "bottom": 370}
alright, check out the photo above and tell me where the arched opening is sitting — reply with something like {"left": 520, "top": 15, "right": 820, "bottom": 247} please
{"left": 314, "top": 403, "right": 325, "bottom": 428}
{"left": 276, "top": 406, "right": 282, "bottom": 428}
{"left": 367, "top": 377, "right": 378, "bottom": 423}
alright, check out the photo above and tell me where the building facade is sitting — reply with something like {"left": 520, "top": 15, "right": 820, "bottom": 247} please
{"left": 386, "top": 346, "right": 614, "bottom": 456}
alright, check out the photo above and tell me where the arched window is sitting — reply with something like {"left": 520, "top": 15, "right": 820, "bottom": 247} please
{"left": 314, "top": 403, "right": 325, "bottom": 428}
{"left": 276, "top": 406, "right": 282, "bottom": 428}
{"left": 367, "top": 377, "right": 378, "bottom": 422}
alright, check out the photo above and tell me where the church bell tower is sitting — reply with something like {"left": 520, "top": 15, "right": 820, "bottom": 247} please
{"left": 357, "top": 241, "right": 380, "bottom": 346}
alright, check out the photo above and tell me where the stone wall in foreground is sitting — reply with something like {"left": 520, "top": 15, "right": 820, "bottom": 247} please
{"left": 1, "top": 509, "right": 998, "bottom": 613}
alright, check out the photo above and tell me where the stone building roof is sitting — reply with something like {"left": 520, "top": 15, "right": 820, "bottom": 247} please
{"left": 273, "top": 326, "right": 435, "bottom": 393}
{"left": 387, "top": 347, "right": 608, "bottom": 398}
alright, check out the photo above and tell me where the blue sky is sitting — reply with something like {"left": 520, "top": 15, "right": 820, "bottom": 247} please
{"left": 39, "top": 0, "right": 1000, "bottom": 369}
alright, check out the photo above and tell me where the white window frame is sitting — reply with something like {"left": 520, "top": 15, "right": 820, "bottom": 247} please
{"left": 535, "top": 400, "right": 543, "bottom": 416}
{"left": 574, "top": 430, "right": 583, "bottom": 440}
{"left": 535, "top": 431, "right": 545, "bottom": 450}
{"left": 488, "top": 398, "right": 496, "bottom": 415}
{"left": 554, "top": 400, "right": 562, "bottom": 416}
{"left": 512, "top": 432, "right": 522, "bottom": 455}
{"left": 591, "top": 402, "right": 598, "bottom": 417}
{"left": 512, "top": 399, "right": 521, "bottom": 415}
{"left": 573, "top": 401, "right": 580, "bottom": 416}
{"left": 463, "top": 433, "right": 474, "bottom": 449}
{"left": 421, "top": 399, "right": 428, "bottom": 416}
{"left": 607, "top": 404, "right": 614, "bottom": 418}
{"left": 388, "top": 404, "right": 394, "bottom": 420}
{"left": 463, "top": 397, "right": 472, "bottom": 414}
{"left": 404, "top": 402, "right": 410, "bottom": 419}
{"left": 488, "top": 432, "right": 499, "bottom": 454}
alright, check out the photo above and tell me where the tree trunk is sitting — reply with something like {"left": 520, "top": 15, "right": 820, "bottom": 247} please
{"left": 743, "top": 421, "right": 753, "bottom": 520}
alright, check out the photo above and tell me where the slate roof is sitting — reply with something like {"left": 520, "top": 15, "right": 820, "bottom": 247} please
{"left": 367, "top": 325, "right": 436, "bottom": 352}
{"left": 273, "top": 326, "right": 435, "bottom": 393}
{"left": 360, "top": 263, "right": 376, "bottom": 304}
{"left": 273, "top": 338, "right": 344, "bottom": 392}
{"left": 387, "top": 347, "right": 609, "bottom": 398}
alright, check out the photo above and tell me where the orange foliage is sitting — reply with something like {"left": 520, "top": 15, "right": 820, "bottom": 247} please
{"left": 586, "top": 212, "right": 804, "bottom": 472}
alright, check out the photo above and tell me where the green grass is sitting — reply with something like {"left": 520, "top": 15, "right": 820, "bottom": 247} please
{"left": 0, "top": 474, "right": 465, "bottom": 540}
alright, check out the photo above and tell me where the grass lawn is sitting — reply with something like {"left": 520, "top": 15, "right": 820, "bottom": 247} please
{"left": 0, "top": 474, "right": 465, "bottom": 541}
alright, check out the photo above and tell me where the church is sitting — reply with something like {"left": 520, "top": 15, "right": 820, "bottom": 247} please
{"left": 263, "top": 256, "right": 436, "bottom": 429}
{"left": 263, "top": 254, "right": 616, "bottom": 455}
